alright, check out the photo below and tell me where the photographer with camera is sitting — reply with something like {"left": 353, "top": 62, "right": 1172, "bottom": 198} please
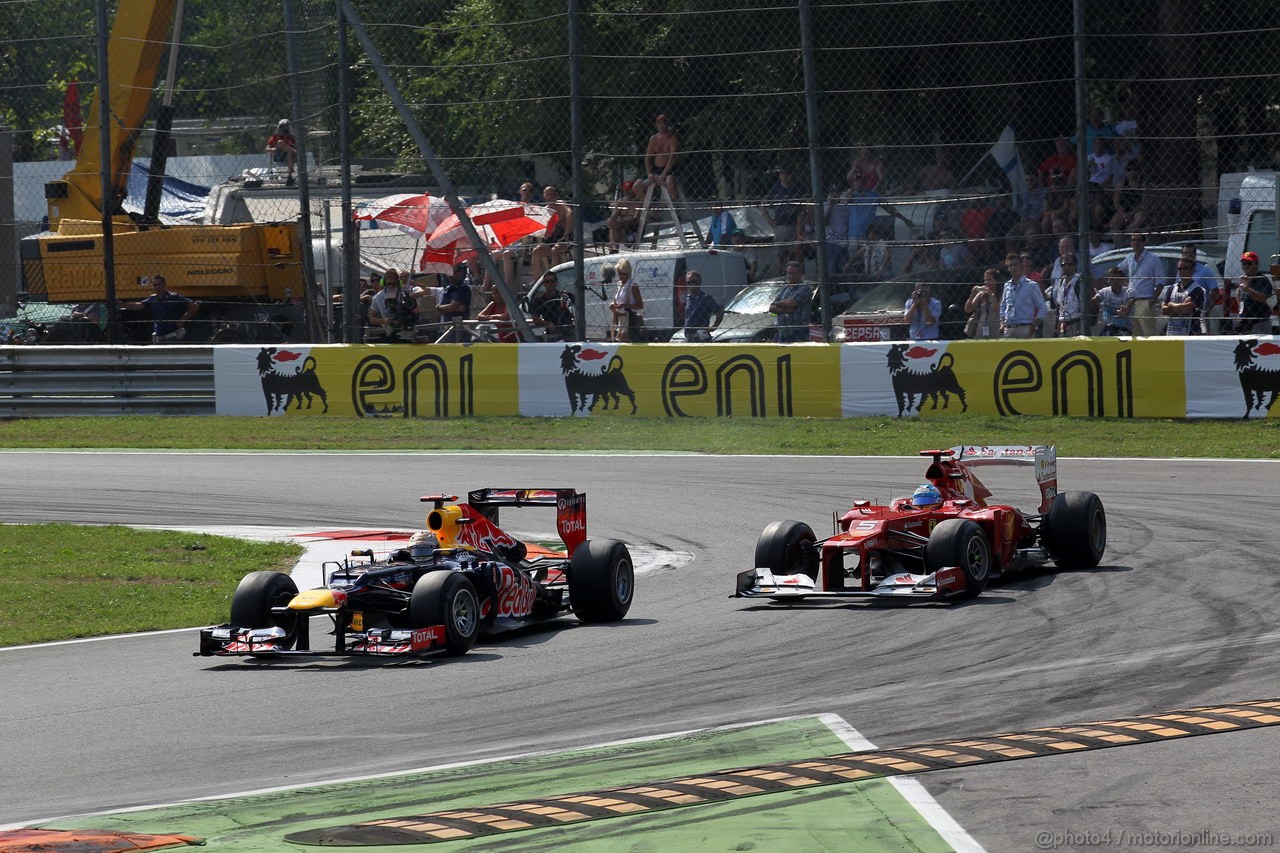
{"left": 368, "top": 269, "right": 420, "bottom": 342}
{"left": 903, "top": 280, "right": 942, "bottom": 340}
{"left": 964, "top": 269, "right": 1001, "bottom": 339}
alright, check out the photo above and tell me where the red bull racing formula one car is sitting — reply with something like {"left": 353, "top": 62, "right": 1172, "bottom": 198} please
{"left": 735, "top": 445, "right": 1105, "bottom": 603}
{"left": 198, "top": 488, "right": 633, "bottom": 659}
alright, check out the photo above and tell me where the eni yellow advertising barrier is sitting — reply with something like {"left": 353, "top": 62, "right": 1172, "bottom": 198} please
{"left": 212, "top": 337, "right": 1279, "bottom": 419}
{"left": 840, "top": 336, "right": 1278, "bottom": 419}
{"left": 214, "top": 344, "right": 521, "bottom": 417}
{"left": 213, "top": 342, "right": 842, "bottom": 418}
{"left": 840, "top": 338, "right": 1180, "bottom": 418}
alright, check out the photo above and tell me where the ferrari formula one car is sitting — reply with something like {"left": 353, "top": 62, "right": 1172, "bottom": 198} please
{"left": 735, "top": 445, "right": 1105, "bottom": 603}
{"left": 198, "top": 488, "right": 633, "bottom": 659}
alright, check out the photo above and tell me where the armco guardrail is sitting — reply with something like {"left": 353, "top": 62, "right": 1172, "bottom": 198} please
{"left": 0, "top": 346, "right": 215, "bottom": 417}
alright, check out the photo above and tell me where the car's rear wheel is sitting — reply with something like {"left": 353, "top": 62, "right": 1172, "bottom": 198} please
{"left": 569, "top": 539, "right": 634, "bottom": 623}
{"left": 409, "top": 572, "right": 480, "bottom": 656}
{"left": 229, "top": 571, "right": 301, "bottom": 648}
{"left": 755, "top": 520, "right": 818, "bottom": 580}
{"left": 1043, "top": 491, "right": 1107, "bottom": 568}
{"left": 923, "top": 519, "right": 990, "bottom": 598}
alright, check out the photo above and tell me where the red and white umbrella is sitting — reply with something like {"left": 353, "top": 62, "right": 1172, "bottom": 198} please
{"left": 421, "top": 200, "right": 558, "bottom": 273}
{"left": 353, "top": 193, "right": 451, "bottom": 236}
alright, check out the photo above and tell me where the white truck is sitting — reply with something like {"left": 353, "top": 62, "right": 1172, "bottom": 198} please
{"left": 549, "top": 248, "right": 749, "bottom": 341}
{"left": 1223, "top": 170, "right": 1278, "bottom": 282}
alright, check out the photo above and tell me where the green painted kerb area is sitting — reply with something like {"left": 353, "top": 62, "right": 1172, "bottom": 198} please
{"left": 50, "top": 718, "right": 954, "bottom": 852}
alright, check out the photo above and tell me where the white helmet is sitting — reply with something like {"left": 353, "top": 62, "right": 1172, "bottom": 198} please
{"left": 408, "top": 530, "right": 439, "bottom": 559}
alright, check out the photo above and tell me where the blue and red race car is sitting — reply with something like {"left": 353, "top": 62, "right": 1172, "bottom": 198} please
{"left": 735, "top": 445, "right": 1105, "bottom": 603}
{"left": 198, "top": 488, "right": 633, "bottom": 659}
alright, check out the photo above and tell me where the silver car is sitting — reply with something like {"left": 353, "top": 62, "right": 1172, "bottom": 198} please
{"left": 670, "top": 277, "right": 873, "bottom": 343}
{"left": 1088, "top": 242, "right": 1226, "bottom": 334}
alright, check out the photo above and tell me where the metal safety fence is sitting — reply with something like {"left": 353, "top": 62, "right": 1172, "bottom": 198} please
{"left": 2, "top": 0, "right": 1278, "bottom": 344}
{"left": 0, "top": 346, "right": 215, "bottom": 416}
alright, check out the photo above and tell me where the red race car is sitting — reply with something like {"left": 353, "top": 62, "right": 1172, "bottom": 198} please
{"left": 735, "top": 445, "right": 1105, "bottom": 603}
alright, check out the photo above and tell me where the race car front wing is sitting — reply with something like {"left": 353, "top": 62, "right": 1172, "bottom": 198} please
{"left": 196, "top": 622, "right": 449, "bottom": 658}
{"left": 734, "top": 566, "right": 966, "bottom": 602}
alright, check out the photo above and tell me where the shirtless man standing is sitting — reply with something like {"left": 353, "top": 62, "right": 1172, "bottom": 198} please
{"left": 637, "top": 114, "right": 680, "bottom": 202}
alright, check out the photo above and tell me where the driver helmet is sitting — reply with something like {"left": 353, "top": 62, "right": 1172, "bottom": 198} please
{"left": 408, "top": 530, "right": 439, "bottom": 559}
{"left": 911, "top": 483, "right": 943, "bottom": 509}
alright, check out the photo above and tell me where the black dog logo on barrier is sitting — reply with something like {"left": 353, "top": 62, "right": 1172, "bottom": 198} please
{"left": 257, "top": 347, "right": 329, "bottom": 414}
{"left": 1233, "top": 338, "right": 1280, "bottom": 419}
{"left": 560, "top": 345, "right": 637, "bottom": 415}
{"left": 886, "top": 344, "right": 967, "bottom": 418}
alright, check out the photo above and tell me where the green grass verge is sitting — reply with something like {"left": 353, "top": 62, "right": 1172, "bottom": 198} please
{"left": 0, "top": 413, "right": 1278, "bottom": 457}
{"left": 0, "top": 524, "right": 302, "bottom": 646}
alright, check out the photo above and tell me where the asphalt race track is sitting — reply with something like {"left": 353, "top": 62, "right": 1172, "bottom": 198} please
{"left": 2, "top": 450, "right": 1278, "bottom": 851}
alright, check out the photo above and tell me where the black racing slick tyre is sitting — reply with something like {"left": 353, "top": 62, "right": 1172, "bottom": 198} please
{"left": 568, "top": 539, "right": 634, "bottom": 623}
{"left": 409, "top": 572, "right": 480, "bottom": 656}
{"left": 228, "top": 570, "right": 301, "bottom": 648}
{"left": 754, "top": 520, "right": 818, "bottom": 580}
{"left": 1044, "top": 491, "right": 1107, "bottom": 569}
{"left": 923, "top": 518, "right": 991, "bottom": 598}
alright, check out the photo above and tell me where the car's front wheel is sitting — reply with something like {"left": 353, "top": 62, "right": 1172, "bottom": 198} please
{"left": 409, "top": 572, "right": 480, "bottom": 655}
{"left": 228, "top": 571, "right": 301, "bottom": 648}
{"left": 755, "top": 520, "right": 818, "bottom": 580}
{"left": 923, "top": 519, "right": 991, "bottom": 598}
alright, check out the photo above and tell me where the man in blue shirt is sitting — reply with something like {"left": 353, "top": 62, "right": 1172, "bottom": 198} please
{"left": 903, "top": 281, "right": 942, "bottom": 339}
{"left": 1092, "top": 267, "right": 1132, "bottom": 335}
{"left": 708, "top": 198, "right": 740, "bottom": 248}
{"left": 765, "top": 167, "right": 805, "bottom": 271}
{"left": 682, "top": 271, "right": 724, "bottom": 342}
{"left": 1122, "top": 232, "right": 1165, "bottom": 336}
{"left": 436, "top": 263, "right": 473, "bottom": 343}
{"left": 1161, "top": 260, "right": 1205, "bottom": 336}
{"left": 1179, "top": 243, "right": 1220, "bottom": 333}
{"left": 768, "top": 261, "right": 812, "bottom": 343}
{"left": 999, "top": 253, "right": 1047, "bottom": 338}
{"left": 122, "top": 275, "right": 199, "bottom": 343}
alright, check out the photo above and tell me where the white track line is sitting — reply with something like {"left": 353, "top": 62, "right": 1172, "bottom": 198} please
{"left": 820, "top": 712, "right": 987, "bottom": 853}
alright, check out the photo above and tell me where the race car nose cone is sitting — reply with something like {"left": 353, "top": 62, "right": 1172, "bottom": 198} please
{"left": 289, "top": 588, "right": 336, "bottom": 610}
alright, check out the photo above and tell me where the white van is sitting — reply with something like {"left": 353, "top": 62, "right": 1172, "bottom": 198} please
{"left": 1224, "top": 171, "right": 1279, "bottom": 282}
{"left": 549, "top": 249, "right": 749, "bottom": 341}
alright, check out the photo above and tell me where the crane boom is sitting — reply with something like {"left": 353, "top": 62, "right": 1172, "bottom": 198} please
{"left": 46, "top": 0, "right": 178, "bottom": 226}
{"left": 23, "top": 0, "right": 307, "bottom": 345}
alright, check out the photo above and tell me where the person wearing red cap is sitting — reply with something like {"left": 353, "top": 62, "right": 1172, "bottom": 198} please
{"left": 637, "top": 114, "right": 680, "bottom": 203}
{"left": 1234, "top": 251, "right": 1276, "bottom": 334}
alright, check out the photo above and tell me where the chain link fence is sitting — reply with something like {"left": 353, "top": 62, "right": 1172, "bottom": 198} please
{"left": 2, "top": 0, "right": 1278, "bottom": 342}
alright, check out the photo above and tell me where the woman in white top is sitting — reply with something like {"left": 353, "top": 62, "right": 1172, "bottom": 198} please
{"left": 608, "top": 258, "right": 644, "bottom": 341}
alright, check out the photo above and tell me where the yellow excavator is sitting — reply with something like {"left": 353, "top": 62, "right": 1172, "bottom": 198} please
{"left": 22, "top": 0, "right": 307, "bottom": 343}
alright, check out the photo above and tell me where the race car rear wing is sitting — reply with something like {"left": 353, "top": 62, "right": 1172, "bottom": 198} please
{"left": 423, "top": 488, "right": 587, "bottom": 556}
{"left": 941, "top": 445, "right": 1057, "bottom": 513}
